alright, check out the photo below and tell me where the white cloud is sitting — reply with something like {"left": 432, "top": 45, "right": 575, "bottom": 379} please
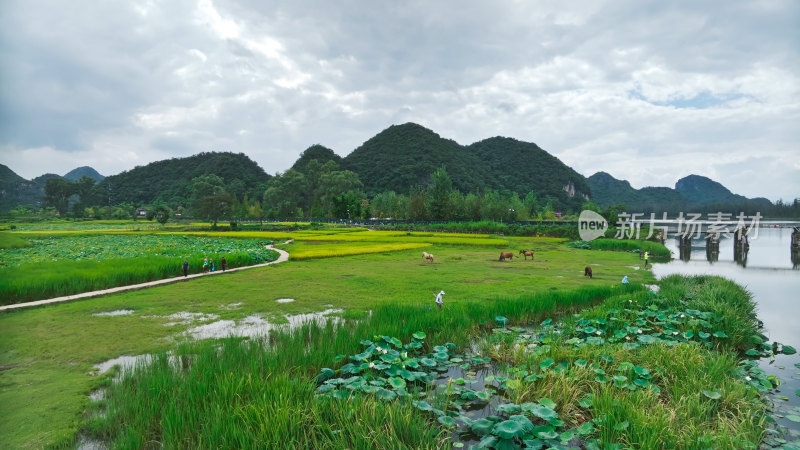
{"left": 1, "top": 0, "right": 798, "bottom": 201}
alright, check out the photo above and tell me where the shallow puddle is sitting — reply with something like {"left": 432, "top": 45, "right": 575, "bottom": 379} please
{"left": 276, "top": 298, "right": 295, "bottom": 303}
{"left": 92, "top": 310, "right": 134, "bottom": 317}
{"left": 93, "top": 354, "right": 153, "bottom": 375}
{"left": 163, "top": 312, "right": 219, "bottom": 326}
{"left": 185, "top": 309, "right": 344, "bottom": 340}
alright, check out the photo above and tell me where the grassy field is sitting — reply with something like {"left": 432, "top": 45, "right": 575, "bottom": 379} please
{"left": 4, "top": 227, "right": 779, "bottom": 448}
{"left": 0, "top": 231, "right": 659, "bottom": 449}
{"left": 0, "top": 234, "right": 280, "bottom": 304}
{"left": 84, "top": 276, "right": 773, "bottom": 449}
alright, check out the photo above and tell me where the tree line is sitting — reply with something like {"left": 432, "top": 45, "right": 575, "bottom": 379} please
{"left": 7, "top": 158, "right": 798, "bottom": 223}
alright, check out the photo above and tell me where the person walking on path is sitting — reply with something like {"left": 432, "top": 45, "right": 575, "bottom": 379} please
{"left": 221, "top": 256, "right": 227, "bottom": 271}
{"left": 435, "top": 290, "right": 445, "bottom": 310}
{"left": 203, "top": 258, "right": 209, "bottom": 273}
{"left": 644, "top": 251, "right": 650, "bottom": 268}
{"left": 210, "top": 258, "right": 215, "bottom": 272}
{"left": 182, "top": 260, "right": 189, "bottom": 277}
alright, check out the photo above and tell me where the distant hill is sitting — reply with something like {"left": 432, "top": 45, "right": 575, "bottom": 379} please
{"left": 0, "top": 164, "right": 44, "bottom": 212}
{"left": 340, "top": 123, "right": 589, "bottom": 209}
{"left": 341, "top": 123, "right": 489, "bottom": 195}
{"left": 467, "top": 136, "right": 590, "bottom": 209}
{"left": 64, "top": 166, "right": 104, "bottom": 182}
{"left": 587, "top": 171, "right": 772, "bottom": 212}
{"left": 96, "top": 152, "right": 272, "bottom": 206}
{"left": 290, "top": 145, "right": 342, "bottom": 173}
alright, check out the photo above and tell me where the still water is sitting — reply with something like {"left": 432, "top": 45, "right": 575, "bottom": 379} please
{"left": 651, "top": 225, "right": 800, "bottom": 437}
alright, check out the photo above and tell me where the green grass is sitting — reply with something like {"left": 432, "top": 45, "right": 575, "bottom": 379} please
{"left": 0, "top": 238, "right": 647, "bottom": 449}
{"left": 0, "top": 232, "right": 32, "bottom": 249}
{"left": 0, "top": 228, "right": 772, "bottom": 449}
{"left": 481, "top": 275, "right": 767, "bottom": 449}
{"left": 588, "top": 238, "right": 671, "bottom": 258}
{"left": 0, "top": 234, "right": 279, "bottom": 304}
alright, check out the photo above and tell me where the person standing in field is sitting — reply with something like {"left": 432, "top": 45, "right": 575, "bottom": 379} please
{"left": 221, "top": 256, "right": 227, "bottom": 271}
{"left": 435, "top": 290, "right": 445, "bottom": 310}
{"left": 182, "top": 259, "right": 189, "bottom": 277}
{"left": 203, "top": 258, "right": 209, "bottom": 272}
{"left": 210, "top": 258, "right": 215, "bottom": 272}
{"left": 644, "top": 251, "right": 650, "bottom": 268}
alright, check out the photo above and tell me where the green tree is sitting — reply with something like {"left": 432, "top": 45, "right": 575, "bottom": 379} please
{"left": 44, "top": 178, "right": 75, "bottom": 216}
{"left": 262, "top": 170, "right": 309, "bottom": 217}
{"left": 190, "top": 175, "right": 232, "bottom": 225}
{"left": 428, "top": 166, "right": 453, "bottom": 220}
{"left": 408, "top": 186, "right": 428, "bottom": 220}
{"left": 146, "top": 204, "right": 172, "bottom": 225}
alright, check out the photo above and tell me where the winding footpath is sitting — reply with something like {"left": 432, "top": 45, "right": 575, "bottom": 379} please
{"left": 0, "top": 244, "right": 290, "bottom": 312}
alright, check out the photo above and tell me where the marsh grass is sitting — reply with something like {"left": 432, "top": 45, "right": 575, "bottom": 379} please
{"left": 0, "top": 232, "right": 32, "bottom": 249}
{"left": 88, "top": 285, "right": 621, "bottom": 448}
{"left": 483, "top": 276, "right": 767, "bottom": 448}
{"left": 589, "top": 238, "right": 671, "bottom": 258}
{"left": 0, "top": 251, "right": 277, "bottom": 305}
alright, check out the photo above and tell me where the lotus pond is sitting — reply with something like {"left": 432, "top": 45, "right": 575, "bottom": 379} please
{"left": 84, "top": 275, "right": 797, "bottom": 449}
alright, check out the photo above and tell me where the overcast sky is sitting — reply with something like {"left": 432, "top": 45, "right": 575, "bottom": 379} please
{"left": 1, "top": 0, "right": 798, "bottom": 202}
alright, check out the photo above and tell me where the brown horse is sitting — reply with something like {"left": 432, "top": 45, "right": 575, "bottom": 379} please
{"left": 584, "top": 266, "right": 593, "bottom": 278}
{"left": 519, "top": 250, "right": 534, "bottom": 260}
{"left": 499, "top": 252, "right": 514, "bottom": 261}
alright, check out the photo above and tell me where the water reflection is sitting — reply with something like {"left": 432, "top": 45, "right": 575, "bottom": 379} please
{"left": 653, "top": 225, "right": 800, "bottom": 436}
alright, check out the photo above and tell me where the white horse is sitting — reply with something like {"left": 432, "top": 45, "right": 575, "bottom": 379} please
{"left": 422, "top": 251, "right": 434, "bottom": 263}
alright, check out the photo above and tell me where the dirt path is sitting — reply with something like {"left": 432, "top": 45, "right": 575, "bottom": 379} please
{"left": 0, "top": 245, "right": 290, "bottom": 312}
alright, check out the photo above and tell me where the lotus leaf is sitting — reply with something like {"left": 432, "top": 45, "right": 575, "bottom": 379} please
{"left": 316, "top": 367, "right": 335, "bottom": 383}
{"left": 388, "top": 376, "right": 406, "bottom": 389}
{"left": 637, "top": 335, "right": 659, "bottom": 344}
{"left": 782, "top": 345, "right": 797, "bottom": 355}
{"left": 412, "top": 331, "right": 426, "bottom": 340}
{"left": 702, "top": 389, "right": 722, "bottom": 399}
{"left": 496, "top": 403, "right": 521, "bottom": 414}
{"left": 576, "top": 421, "right": 595, "bottom": 435}
{"left": 613, "top": 421, "right": 629, "bottom": 431}
{"left": 539, "top": 397, "right": 557, "bottom": 409}
{"left": 437, "top": 416, "right": 456, "bottom": 427}
{"left": 523, "top": 439, "right": 545, "bottom": 450}
{"left": 420, "top": 358, "right": 437, "bottom": 367}
{"left": 332, "top": 389, "right": 350, "bottom": 400}
{"left": 698, "top": 331, "right": 711, "bottom": 339}
{"left": 493, "top": 420, "right": 525, "bottom": 439}
{"left": 539, "top": 358, "right": 555, "bottom": 370}
{"left": 533, "top": 425, "right": 558, "bottom": 439}
{"left": 476, "top": 435, "right": 498, "bottom": 449}
{"left": 474, "top": 390, "right": 492, "bottom": 402}
{"left": 495, "top": 315, "right": 509, "bottom": 325}
{"left": 315, "top": 384, "right": 334, "bottom": 394}
{"left": 531, "top": 404, "right": 558, "bottom": 421}
{"left": 508, "top": 414, "right": 534, "bottom": 432}
{"left": 413, "top": 400, "right": 433, "bottom": 411}
{"left": 470, "top": 418, "right": 495, "bottom": 436}
{"left": 579, "top": 395, "right": 593, "bottom": 408}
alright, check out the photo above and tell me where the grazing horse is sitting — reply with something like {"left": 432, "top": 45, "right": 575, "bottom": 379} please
{"left": 422, "top": 251, "right": 434, "bottom": 263}
{"left": 499, "top": 252, "right": 514, "bottom": 261}
{"left": 584, "top": 266, "right": 593, "bottom": 278}
{"left": 519, "top": 250, "right": 535, "bottom": 260}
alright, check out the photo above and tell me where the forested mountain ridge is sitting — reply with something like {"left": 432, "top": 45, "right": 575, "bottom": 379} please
{"left": 97, "top": 152, "right": 271, "bottom": 206}
{"left": 64, "top": 166, "right": 104, "bottom": 182}
{"left": 0, "top": 164, "right": 44, "bottom": 212}
{"left": 587, "top": 171, "right": 774, "bottom": 213}
{"left": 339, "top": 123, "right": 590, "bottom": 210}
{"left": 340, "top": 123, "right": 490, "bottom": 196}
{"left": 467, "top": 136, "right": 590, "bottom": 211}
